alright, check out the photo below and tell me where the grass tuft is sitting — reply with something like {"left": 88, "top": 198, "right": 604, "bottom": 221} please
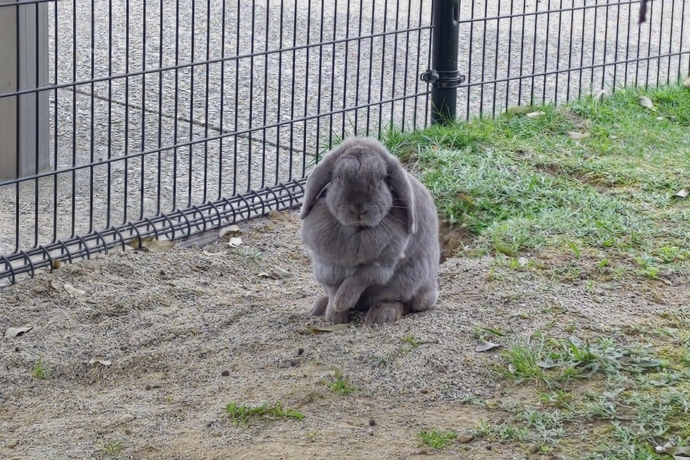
{"left": 500, "top": 334, "right": 664, "bottom": 388}
{"left": 101, "top": 441, "right": 123, "bottom": 455}
{"left": 225, "top": 402, "right": 305, "bottom": 427}
{"left": 418, "top": 429, "right": 458, "bottom": 449}
{"left": 324, "top": 369, "right": 357, "bottom": 395}
{"left": 32, "top": 357, "right": 47, "bottom": 380}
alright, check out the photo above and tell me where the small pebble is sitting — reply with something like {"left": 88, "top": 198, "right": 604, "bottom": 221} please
{"left": 486, "top": 444, "right": 493, "bottom": 450}
{"left": 528, "top": 444, "right": 539, "bottom": 454}
{"left": 221, "top": 370, "right": 230, "bottom": 377}
{"left": 6, "top": 439, "right": 18, "bottom": 448}
{"left": 120, "top": 414, "right": 136, "bottom": 423}
{"left": 369, "top": 419, "right": 376, "bottom": 426}
{"left": 297, "top": 348, "right": 305, "bottom": 356}
{"left": 457, "top": 433, "right": 474, "bottom": 443}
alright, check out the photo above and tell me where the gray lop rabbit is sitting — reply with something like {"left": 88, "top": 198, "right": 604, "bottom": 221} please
{"left": 299, "top": 136, "right": 440, "bottom": 325}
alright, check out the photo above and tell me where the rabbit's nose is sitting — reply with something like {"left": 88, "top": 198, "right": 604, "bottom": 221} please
{"left": 349, "top": 203, "right": 368, "bottom": 216}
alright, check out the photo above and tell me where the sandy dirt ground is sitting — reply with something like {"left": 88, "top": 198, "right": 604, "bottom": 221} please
{"left": 1, "top": 210, "right": 687, "bottom": 460}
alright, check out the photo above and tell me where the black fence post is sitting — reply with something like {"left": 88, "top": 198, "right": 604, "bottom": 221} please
{"left": 421, "top": 0, "right": 465, "bottom": 125}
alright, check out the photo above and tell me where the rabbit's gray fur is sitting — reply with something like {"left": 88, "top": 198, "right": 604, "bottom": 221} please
{"left": 299, "top": 136, "right": 440, "bottom": 325}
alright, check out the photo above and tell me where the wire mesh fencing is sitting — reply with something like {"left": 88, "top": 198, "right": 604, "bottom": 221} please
{"left": 0, "top": 0, "right": 435, "bottom": 285}
{"left": 1, "top": 0, "right": 688, "bottom": 287}
{"left": 456, "top": 0, "right": 689, "bottom": 120}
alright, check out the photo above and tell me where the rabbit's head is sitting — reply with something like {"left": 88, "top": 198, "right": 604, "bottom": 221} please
{"left": 299, "top": 137, "right": 416, "bottom": 234}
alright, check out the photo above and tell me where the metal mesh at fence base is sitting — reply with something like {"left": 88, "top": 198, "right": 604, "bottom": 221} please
{"left": 0, "top": 179, "right": 306, "bottom": 287}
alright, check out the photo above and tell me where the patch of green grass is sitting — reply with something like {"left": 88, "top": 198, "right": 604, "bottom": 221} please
{"left": 499, "top": 338, "right": 547, "bottom": 384}
{"left": 400, "top": 335, "right": 422, "bottom": 348}
{"left": 324, "top": 369, "right": 357, "bottom": 395}
{"left": 384, "top": 83, "right": 690, "bottom": 277}
{"left": 500, "top": 334, "right": 664, "bottom": 388}
{"left": 484, "top": 325, "right": 690, "bottom": 459}
{"left": 101, "top": 441, "right": 123, "bottom": 455}
{"left": 32, "top": 357, "right": 47, "bottom": 380}
{"left": 418, "top": 429, "right": 458, "bottom": 449}
{"left": 225, "top": 401, "right": 305, "bottom": 427}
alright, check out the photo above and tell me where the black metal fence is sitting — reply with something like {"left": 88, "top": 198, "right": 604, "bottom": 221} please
{"left": 1, "top": 0, "right": 688, "bottom": 287}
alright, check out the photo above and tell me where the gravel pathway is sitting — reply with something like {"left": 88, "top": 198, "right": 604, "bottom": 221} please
{"left": 2, "top": 0, "right": 688, "bottom": 268}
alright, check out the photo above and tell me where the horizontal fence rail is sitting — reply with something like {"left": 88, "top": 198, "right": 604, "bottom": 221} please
{"left": 1, "top": 0, "right": 689, "bottom": 287}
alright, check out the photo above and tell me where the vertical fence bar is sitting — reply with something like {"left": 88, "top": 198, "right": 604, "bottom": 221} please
{"left": 422, "top": 0, "right": 464, "bottom": 125}
{"left": 0, "top": 0, "right": 50, "bottom": 181}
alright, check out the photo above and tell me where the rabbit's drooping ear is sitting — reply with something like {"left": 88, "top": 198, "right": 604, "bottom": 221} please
{"left": 384, "top": 155, "right": 417, "bottom": 235}
{"left": 299, "top": 144, "right": 342, "bottom": 219}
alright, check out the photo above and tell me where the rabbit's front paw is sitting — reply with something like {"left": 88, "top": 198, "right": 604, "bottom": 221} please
{"left": 309, "top": 296, "right": 329, "bottom": 316}
{"left": 364, "top": 301, "right": 404, "bottom": 325}
{"left": 331, "top": 280, "right": 362, "bottom": 313}
{"left": 325, "top": 306, "right": 350, "bottom": 324}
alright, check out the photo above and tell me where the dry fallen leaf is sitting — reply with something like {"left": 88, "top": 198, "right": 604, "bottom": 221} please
{"left": 89, "top": 358, "right": 112, "bottom": 366}
{"left": 638, "top": 95, "right": 656, "bottom": 111}
{"left": 475, "top": 342, "right": 502, "bottom": 353}
{"left": 526, "top": 111, "right": 545, "bottom": 119}
{"left": 655, "top": 441, "right": 690, "bottom": 459}
{"left": 219, "top": 225, "right": 242, "bottom": 239}
{"left": 228, "top": 237, "right": 243, "bottom": 247}
{"left": 273, "top": 267, "right": 295, "bottom": 280}
{"left": 131, "top": 237, "right": 175, "bottom": 252}
{"left": 143, "top": 239, "right": 175, "bottom": 253}
{"left": 568, "top": 131, "right": 591, "bottom": 139}
{"left": 675, "top": 189, "right": 689, "bottom": 199}
{"left": 507, "top": 105, "right": 535, "bottom": 115}
{"left": 4, "top": 326, "right": 33, "bottom": 339}
{"left": 64, "top": 284, "right": 85, "bottom": 297}
{"left": 656, "top": 116, "right": 665, "bottom": 121}
{"left": 258, "top": 272, "right": 273, "bottom": 278}
{"left": 308, "top": 324, "right": 348, "bottom": 333}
